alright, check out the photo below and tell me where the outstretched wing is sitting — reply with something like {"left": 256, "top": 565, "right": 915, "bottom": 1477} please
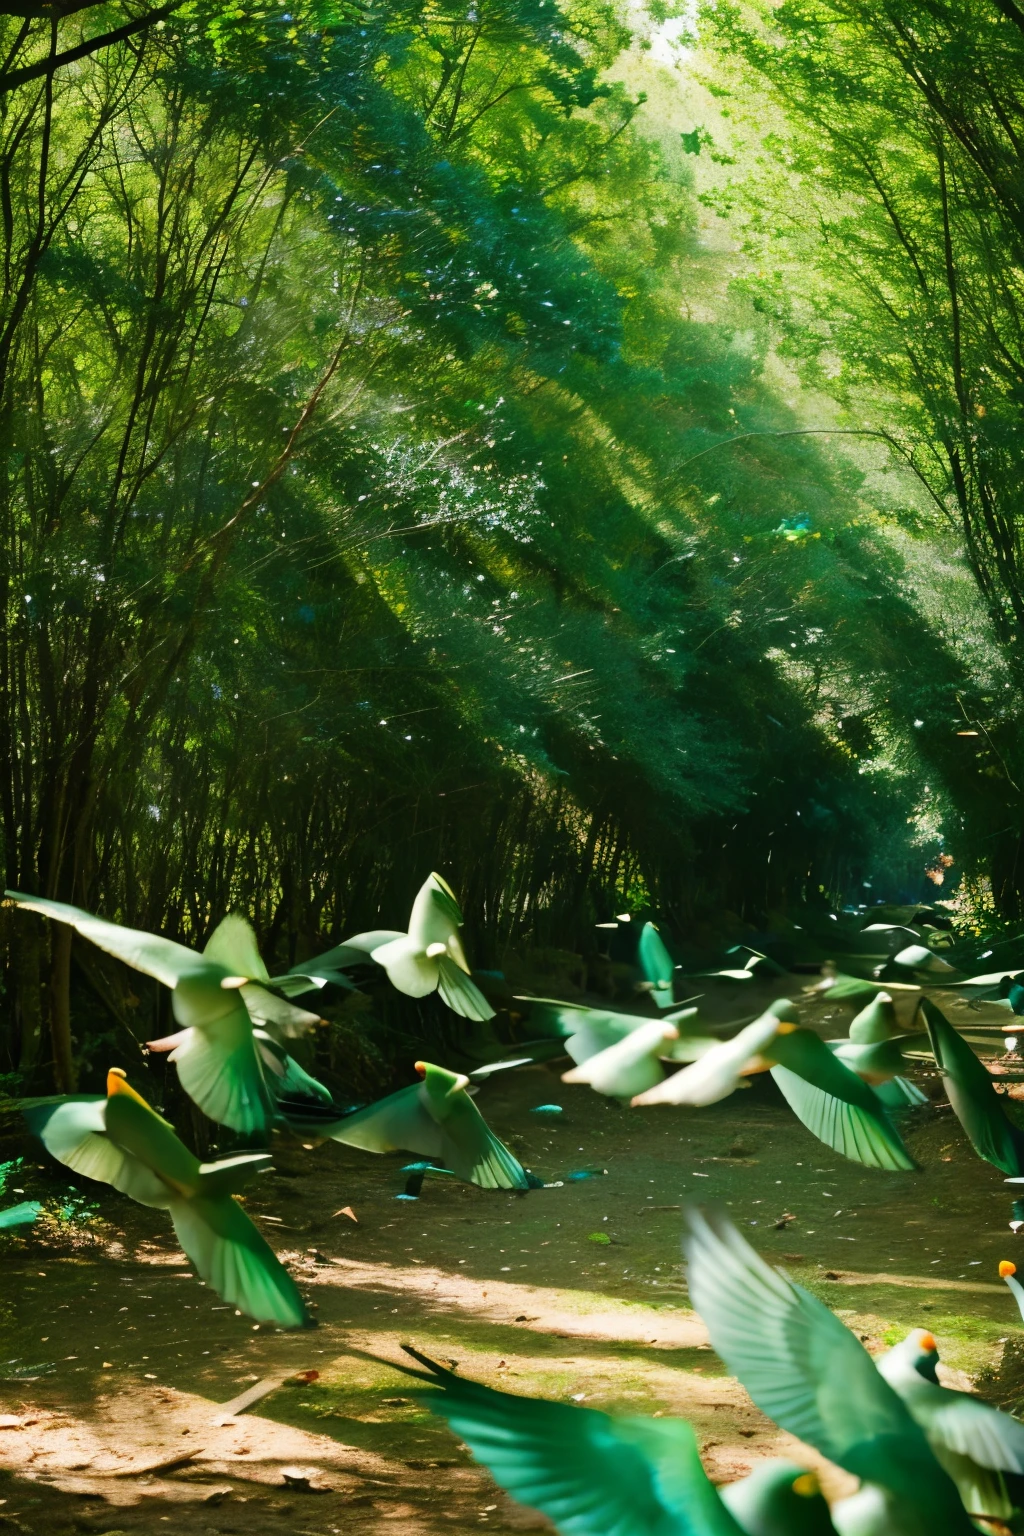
{"left": 5, "top": 891, "right": 197, "bottom": 989}
{"left": 769, "top": 1030, "right": 916, "bottom": 1171}
{"left": 404, "top": 1349, "right": 743, "bottom": 1536}
{"left": 168, "top": 1195, "right": 308, "bottom": 1329}
{"left": 202, "top": 914, "right": 270, "bottom": 982}
{"left": 925, "top": 1390, "right": 1024, "bottom": 1475}
{"left": 683, "top": 1210, "right": 933, "bottom": 1484}
{"left": 921, "top": 998, "right": 1024, "bottom": 1175}
{"left": 638, "top": 923, "right": 675, "bottom": 1005}
{"left": 24, "top": 1098, "right": 173, "bottom": 1209}
{"left": 439, "top": 1092, "right": 530, "bottom": 1190}
{"left": 326, "top": 1082, "right": 444, "bottom": 1158}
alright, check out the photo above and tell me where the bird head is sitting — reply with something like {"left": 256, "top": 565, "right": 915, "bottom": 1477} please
{"left": 106, "top": 1066, "right": 149, "bottom": 1106}
{"left": 415, "top": 1061, "right": 470, "bottom": 1101}
{"left": 906, "top": 1327, "right": 940, "bottom": 1380}
{"left": 1000, "top": 1260, "right": 1017, "bottom": 1278}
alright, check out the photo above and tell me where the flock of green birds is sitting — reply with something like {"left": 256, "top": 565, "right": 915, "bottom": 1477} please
{"left": 8, "top": 882, "right": 1024, "bottom": 1533}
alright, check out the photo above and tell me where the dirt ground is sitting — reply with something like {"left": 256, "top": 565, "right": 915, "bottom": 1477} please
{"left": 2, "top": 981, "right": 1023, "bottom": 1535}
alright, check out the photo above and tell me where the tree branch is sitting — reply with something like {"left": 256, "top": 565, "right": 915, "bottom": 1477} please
{"left": 0, "top": 1, "right": 181, "bottom": 95}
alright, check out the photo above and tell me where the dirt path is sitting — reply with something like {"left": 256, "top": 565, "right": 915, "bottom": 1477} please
{"left": 2, "top": 983, "right": 1022, "bottom": 1534}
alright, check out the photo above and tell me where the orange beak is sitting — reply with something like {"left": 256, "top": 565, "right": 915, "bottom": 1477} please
{"left": 1000, "top": 1260, "right": 1017, "bottom": 1278}
{"left": 919, "top": 1332, "right": 937, "bottom": 1353}
{"left": 106, "top": 1067, "right": 148, "bottom": 1106}
{"left": 414, "top": 1061, "right": 427, "bottom": 1078}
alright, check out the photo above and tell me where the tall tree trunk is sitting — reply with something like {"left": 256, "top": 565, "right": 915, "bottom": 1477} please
{"left": 49, "top": 924, "right": 76, "bottom": 1090}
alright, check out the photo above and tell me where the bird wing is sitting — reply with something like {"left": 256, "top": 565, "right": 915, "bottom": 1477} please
{"left": 871, "top": 1076, "right": 929, "bottom": 1109}
{"left": 325, "top": 1082, "right": 444, "bottom": 1158}
{"left": 638, "top": 923, "right": 675, "bottom": 998}
{"left": 4, "top": 891, "right": 198, "bottom": 989}
{"left": 254, "top": 1032, "right": 334, "bottom": 1107}
{"left": 408, "top": 873, "right": 464, "bottom": 951}
{"left": 923, "top": 1389, "right": 1024, "bottom": 1474}
{"left": 164, "top": 992, "right": 274, "bottom": 1136}
{"left": 920, "top": 998, "right": 1024, "bottom": 1175}
{"left": 768, "top": 1030, "right": 917, "bottom": 1171}
{"left": 335, "top": 930, "right": 406, "bottom": 955}
{"left": 202, "top": 914, "right": 270, "bottom": 982}
{"left": 436, "top": 1090, "right": 530, "bottom": 1189}
{"left": 404, "top": 1348, "right": 742, "bottom": 1536}
{"left": 437, "top": 955, "right": 496, "bottom": 1021}
{"left": 24, "top": 1098, "right": 174, "bottom": 1209}
{"left": 167, "top": 1194, "right": 308, "bottom": 1328}
{"left": 239, "top": 982, "right": 321, "bottom": 1039}
{"left": 371, "top": 934, "right": 439, "bottom": 997}
{"left": 683, "top": 1209, "right": 929, "bottom": 1480}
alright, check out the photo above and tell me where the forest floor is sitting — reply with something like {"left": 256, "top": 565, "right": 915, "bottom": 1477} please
{"left": 2, "top": 981, "right": 1024, "bottom": 1536}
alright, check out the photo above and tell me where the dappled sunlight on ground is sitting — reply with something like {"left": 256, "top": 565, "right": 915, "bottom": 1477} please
{"left": 2, "top": 985, "right": 1024, "bottom": 1532}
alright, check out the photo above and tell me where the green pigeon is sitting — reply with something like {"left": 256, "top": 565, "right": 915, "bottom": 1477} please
{"left": 562, "top": 1019, "right": 683, "bottom": 1101}
{"left": 806, "top": 968, "right": 919, "bottom": 1003}
{"left": 324, "top": 1060, "right": 529, "bottom": 1189}
{"left": 633, "top": 1004, "right": 916, "bottom": 1172}
{"left": 943, "top": 969, "right": 1024, "bottom": 1003}
{"left": 877, "top": 1327, "right": 1024, "bottom": 1521}
{"left": 518, "top": 997, "right": 712, "bottom": 1066}
{"left": 694, "top": 945, "right": 788, "bottom": 983}
{"left": 920, "top": 997, "right": 1024, "bottom": 1175}
{"left": 892, "top": 944, "right": 959, "bottom": 976}
{"left": 630, "top": 1003, "right": 798, "bottom": 1107}
{"left": 720, "top": 1462, "right": 838, "bottom": 1536}
{"left": 4, "top": 894, "right": 322, "bottom": 1136}
{"left": 338, "top": 874, "right": 494, "bottom": 1021}
{"left": 25, "top": 1069, "right": 309, "bottom": 1327}
{"left": 396, "top": 1345, "right": 837, "bottom": 1536}
{"left": 1000, "top": 1259, "right": 1024, "bottom": 1319}
{"left": 636, "top": 921, "right": 678, "bottom": 1007}
{"left": 849, "top": 992, "right": 902, "bottom": 1043}
{"left": 683, "top": 1210, "right": 976, "bottom": 1536}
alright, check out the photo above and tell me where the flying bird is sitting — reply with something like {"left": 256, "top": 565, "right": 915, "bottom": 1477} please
{"left": 920, "top": 997, "right": 1024, "bottom": 1175}
{"left": 324, "top": 1060, "right": 530, "bottom": 1190}
{"left": 562, "top": 1018, "right": 682, "bottom": 1101}
{"left": 3, "top": 894, "right": 324, "bottom": 1136}
{"left": 892, "top": 944, "right": 959, "bottom": 977}
{"left": 396, "top": 1344, "right": 837, "bottom": 1536}
{"left": 877, "top": 1327, "right": 1024, "bottom": 1521}
{"left": 636, "top": 921, "right": 678, "bottom": 1007}
{"left": 633, "top": 1003, "right": 916, "bottom": 1171}
{"left": 999, "top": 1259, "right": 1024, "bottom": 1321}
{"left": 25, "top": 1070, "right": 309, "bottom": 1327}
{"left": 335, "top": 874, "right": 495, "bottom": 1021}
{"left": 518, "top": 997, "right": 711, "bottom": 1066}
{"left": 683, "top": 1209, "right": 976, "bottom": 1535}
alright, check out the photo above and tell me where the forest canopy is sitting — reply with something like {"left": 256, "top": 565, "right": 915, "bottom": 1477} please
{"left": 1, "top": 0, "right": 1018, "bottom": 1091}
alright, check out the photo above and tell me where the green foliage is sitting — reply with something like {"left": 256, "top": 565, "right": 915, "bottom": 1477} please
{"left": 0, "top": 0, "right": 978, "bottom": 1087}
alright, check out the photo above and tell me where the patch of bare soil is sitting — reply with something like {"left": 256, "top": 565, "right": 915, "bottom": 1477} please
{"left": 1, "top": 981, "right": 1022, "bottom": 1533}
